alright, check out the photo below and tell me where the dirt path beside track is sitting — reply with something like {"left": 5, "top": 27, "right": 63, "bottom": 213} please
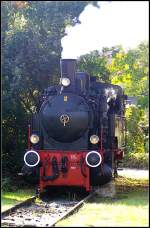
{"left": 118, "top": 168, "right": 149, "bottom": 179}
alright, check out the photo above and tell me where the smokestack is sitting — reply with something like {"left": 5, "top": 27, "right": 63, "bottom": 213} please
{"left": 60, "top": 59, "right": 76, "bottom": 92}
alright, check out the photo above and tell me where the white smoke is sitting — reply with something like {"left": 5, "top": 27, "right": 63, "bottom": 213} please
{"left": 61, "top": 1, "right": 148, "bottom": 59}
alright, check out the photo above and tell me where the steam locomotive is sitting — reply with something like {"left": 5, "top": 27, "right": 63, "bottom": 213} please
{"left": 21, "top": 59, "right": 126, "bottom": 193}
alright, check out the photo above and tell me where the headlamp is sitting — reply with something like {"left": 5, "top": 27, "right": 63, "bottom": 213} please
{"left": 30, "top": 134, "right": 39, "bottom": 144}
{"left": 61, "top": 77, "right": 71, "bottom": 87}
{"left": 90, "top": 135, "right": 99, "bottom": 144}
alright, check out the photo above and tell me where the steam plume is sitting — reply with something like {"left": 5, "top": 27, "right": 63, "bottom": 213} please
{"left": 61, "top": 1, "right": 148, "bottom": 59}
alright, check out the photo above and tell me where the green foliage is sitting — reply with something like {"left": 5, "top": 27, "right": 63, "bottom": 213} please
{"left": 108, "top": 42, "right": 149, "bottom": 102}
{"left": 125, "top": 106, "right": 148, "bottom": 154}
{"left": 77, "top": 50, "right": 111, "bottom": 82}
{"left": 123, "top": 152, "right": 149, "bottom": 169}
{"left": 2, "top": 177, "right": 13, "bottom": 192}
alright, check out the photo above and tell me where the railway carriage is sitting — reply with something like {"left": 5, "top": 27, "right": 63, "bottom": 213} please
{"left": 21, "top": 59, "right": 126, "bottom": 193}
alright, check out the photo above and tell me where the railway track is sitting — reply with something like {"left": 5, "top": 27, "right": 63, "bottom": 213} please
{"left": 1, "top": 190, "right": 96, "bottom": 227}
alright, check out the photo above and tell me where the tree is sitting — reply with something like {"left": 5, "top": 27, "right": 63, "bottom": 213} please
{"left": 77, "top": 50, "right": 111, "bottom": 82}
{"left": 108, "top": 42, "right": 148, "bottom": 102}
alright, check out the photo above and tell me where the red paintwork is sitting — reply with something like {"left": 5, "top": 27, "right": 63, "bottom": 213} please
{"left": 113, "top": 149, "right": 124, "bottom": 160}
{"left": 100, "top": 128, "right": 103, "bottom": 151}
{"left": 38, "top": 150, "right": 104, "bottom": 192}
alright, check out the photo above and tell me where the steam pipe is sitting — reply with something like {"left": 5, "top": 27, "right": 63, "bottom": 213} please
{"left": 28, "top": 124, "right": 31, "bottom": 149}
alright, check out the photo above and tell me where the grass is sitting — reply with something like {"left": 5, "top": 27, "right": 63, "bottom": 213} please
{"left": 115, "top": 175, "right": 149, "bottom": 191}
{"left": 1, "top": 188, "right": 34, "bottom": 212}
{"left": 56, "top": 176, "right": 149, "bottom": 227}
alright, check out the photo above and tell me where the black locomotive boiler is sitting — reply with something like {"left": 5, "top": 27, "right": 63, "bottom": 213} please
{"left": 21, "top": 59, "right": 126, "bottom": 192}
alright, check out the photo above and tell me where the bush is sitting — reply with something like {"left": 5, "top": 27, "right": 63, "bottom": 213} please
{"left": 123, "top": 152, "right": 149, "bottom": 169}
{"left": 2, "top": 177, "right": 13, "bottom": 192}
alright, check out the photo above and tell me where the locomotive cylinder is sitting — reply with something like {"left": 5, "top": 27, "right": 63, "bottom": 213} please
{"left": 60, "top": 59, "right": 76, "bottom": 92}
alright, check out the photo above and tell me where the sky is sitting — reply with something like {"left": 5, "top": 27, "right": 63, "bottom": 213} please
{"left": 61, "top": 1, "right": 149, "bottom": 59}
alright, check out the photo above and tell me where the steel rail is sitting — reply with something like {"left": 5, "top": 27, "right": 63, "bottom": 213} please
{"left": 49, "top": 190, "right": 96, "bottom": 227}
{"left": 1, "top": 196, "right": 36, "bottom": 217}
{"left": 1, "top": 191, "right": 97, "bottom": 227}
